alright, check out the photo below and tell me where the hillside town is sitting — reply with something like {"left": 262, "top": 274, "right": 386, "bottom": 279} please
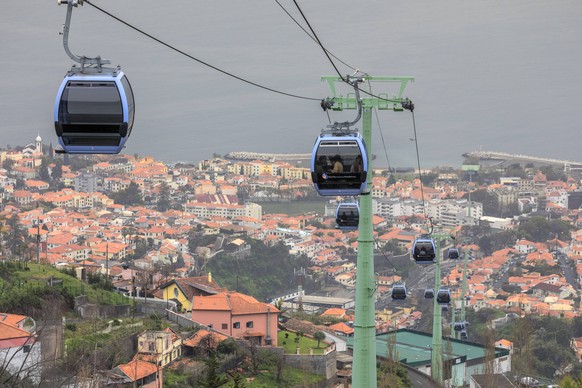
{"left": 2, "top": 136, "right": 582, "bottom": 386}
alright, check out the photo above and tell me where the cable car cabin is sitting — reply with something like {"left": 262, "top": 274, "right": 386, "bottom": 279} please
{"left": 310, "top": 133, "right": 368, "bottom": 196}
{"left": 453, "top": 322, "right": 466, "bottom": 332}
{"left": 448, "top": 248, "right": 460, "bottom": 260}
{"left": 424, "top": 288, "right": 434, "bottom": 299}
{"left": 54, "top": 69, "right": 135, "bottom": 154}
{"left": 460, "top": 330, "right": 468, "bottom": 340}
{"left": 412, "top": 237, "right": 436, "bottom": 264}
{"left": 335, "top": 202, "right": 359, "bottom": 230}
{"left": 436, "top": 288, "right": 451, "bottom": 305}
{"left": 391, "top": 284, "right": 407, "bottom": 300}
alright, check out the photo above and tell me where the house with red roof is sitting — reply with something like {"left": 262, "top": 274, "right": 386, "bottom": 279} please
{"left": 191, "top": 291, "right": 280, "bottom": 346}
{"left": 136, "top": 327, "right": 182, "bottom": 368}
{"left": 105, "top": 358, "right": 161, "bottom": 387}
{"left": 0, "top": 319, "right": 40, "bottom": 384}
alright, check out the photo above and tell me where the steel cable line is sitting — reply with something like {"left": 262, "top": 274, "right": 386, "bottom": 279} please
{"left": 274, "top": 0, "right": 357, "bottom": 72}
{"left": 84, "top": 0, "right": 320, "bottom": 102}
{"left": 368, "top": 81, "right": 393, "bottom": 173}
{"left": 409, "top": 107, "right": 429, "bottom": 223}
{"left": 291, "top": 0, "right": 409, "bottom": 104}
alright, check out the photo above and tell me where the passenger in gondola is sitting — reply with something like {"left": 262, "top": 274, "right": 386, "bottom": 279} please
{"left": 350, "top": 155, "right": 363, "bottom": 173}
{"left": 331, "top": 155, "right": 344, "bottom": 173}
{"left": 315, "top": 156, "right": 329, "bottom": 178}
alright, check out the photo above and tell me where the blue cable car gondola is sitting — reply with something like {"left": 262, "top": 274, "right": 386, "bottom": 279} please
{"left": 335, "top": 202, "right": 360, "bottom": 230}
{"left": 54, "top": 68, "right": 135, "bottom": 154}
{"left": 310, "top": 132, "right": 368, "bottom": 196}
{"left": 424, "top": 288, "right": 434, "bottom": 299}
{"left": 391, "top": 284, "right": 407, "bottom": 300}
{"left": 448, "top": 248, "right": 460, "bottom": 259}
{"left": 453, "top": 322, "right": 466, "bottom": 332}
{"left": 412, "top": 237, "right": 436, "bottom": 264}
{"left": 436, "top": 288, "right": 451, "bottom": 305}
{"left": 460, "top": 330, "right": 468, "bottom": 340}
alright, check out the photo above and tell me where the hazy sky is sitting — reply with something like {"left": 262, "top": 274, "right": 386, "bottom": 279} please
{"left": 1, "top": 1, "right": 581, "bottom": 168}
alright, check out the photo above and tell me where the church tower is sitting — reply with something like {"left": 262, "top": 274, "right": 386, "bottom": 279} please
{"left": 35, "top": 133, "right": 42, "bottom": 154}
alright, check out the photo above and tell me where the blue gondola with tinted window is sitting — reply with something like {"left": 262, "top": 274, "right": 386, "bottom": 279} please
{"left": 311, "top": 132, "right": 368, "bottom": 196}
{"left": 391, "top": 284, "right": 407, "bottom": 300}
{"left": 412, "top": 236, "right": 436, "bottom": 264}
{"left": 54, "top": 0, "right": 135, "bottom": 154}
{"left": 54, "top": 68, "right": 134, "bottom": 154}
{"left": 424, "top": 288, "right": 434, "bottom": 299}
{"left": 460, "top": 330, "right": 468, "bottom": 340}
{"left": 335, "top": 201, "right": 359, "bottom": 230}
{"left": 436, "top": 288, "right": 451, "bottom": 305}
{"left": 448, "top": 248, "right": 460, "bottom": 259}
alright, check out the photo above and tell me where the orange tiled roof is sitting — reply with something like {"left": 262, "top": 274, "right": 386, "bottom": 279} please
{"left": 193, "top": 291, "right": 280, "bottom": 315}
{"left": 0, "top": 321, "right": 33, "bottom": 341}
{"left": 183, "top": 329, "right": 229, "bottom": 347}
{"left": 328, "top": 321, "right": 354, "bottom": 335}
{"left": 117, "top": 359, "right": 158, "bottom": 381}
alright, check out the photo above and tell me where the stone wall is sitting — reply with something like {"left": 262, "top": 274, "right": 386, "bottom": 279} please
{"left": 284, "top": 349, "right": 337, "bottom": 381}
{"left": 74, "top": 296, "right": 131, "bottom": 319}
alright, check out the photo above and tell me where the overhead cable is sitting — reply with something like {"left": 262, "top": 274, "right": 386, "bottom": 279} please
{"left": 275, "top": 0, "right": 357, "bottom": 72}
{"left": 84, "top": 0, "right": 320, "bottom": 101}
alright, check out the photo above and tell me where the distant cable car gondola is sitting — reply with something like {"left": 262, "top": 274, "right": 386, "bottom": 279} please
{"left": 54, "top": 0, "right": 135, "bottom": 154}
{"left": 460, "top": 330, "right": 468, "bottom": 340}
{"left": 424, "top": 288, "right": 434, "bottom": 299}
{"left": 448, "top": 248, "right": 460, "bottom": 260}
{"left": 335, "top": 201, "right": 360, "bottom": 230}
{"left": 412, "top": 236, "right": 436, "bottom": 264}
{"left": 391, "top": 284, "right": 407, "bottom": 300}
{"left": 311, "top": 132, "right": 368, "bottom": 196}
{"left": 436, "top": 288, "right": 451, "bottom": 305}
{"left": 55, "top": 68, "right": 135, "bottom": 154}
{"left": 453, "top": 322, "right": 466, "bottom": 332}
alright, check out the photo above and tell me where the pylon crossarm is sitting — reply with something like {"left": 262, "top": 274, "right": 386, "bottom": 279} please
{"left": 322, "top": 75, "right": 414, "bottom": 103}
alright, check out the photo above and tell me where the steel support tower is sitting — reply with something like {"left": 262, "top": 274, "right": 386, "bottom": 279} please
{"left": 321, "top": 75, "right": 413, "bottom": 388}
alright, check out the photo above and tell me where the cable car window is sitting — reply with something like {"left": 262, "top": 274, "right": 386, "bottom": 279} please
{"left": 315, "top": 140, "right": 362, "bottom": 176}
{"left": 120, "top": 75, "right": 135, "bottom": 131}
{"left": 62, "top": 135, "right": 121, "bottom": 147}
{"left": 60, "top": 81, "right": 123, "bottom": 128}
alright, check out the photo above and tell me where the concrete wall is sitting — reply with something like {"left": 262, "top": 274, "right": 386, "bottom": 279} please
{"left": 75, "top": 297, "right": 132, "bottom": 319}
{"left": 284, "top": 349, "right": 337, "bottom": 380}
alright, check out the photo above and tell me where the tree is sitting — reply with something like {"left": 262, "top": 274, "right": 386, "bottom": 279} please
{"left": 464, "top": 190, "right": 499, "bottom": 216}
{"left": 39, "top": 158, "right": 50, "bottom": 182}
{"left": 313, "top": 331, "right": 326, "bottom": 348}
{"left": 52, "top": 159, "right": 63, "bottom": 180}
{"left": 111, "top": 182, "right": 143, "bottom": 205}
{"left": 518, "top": 216, "right": 551, "bottom": 242}
{"left": 2, "top": 159, "right": 15, "bottom": 172}
{"left": 156, "top": 182, "right": 171, "bottom": 212}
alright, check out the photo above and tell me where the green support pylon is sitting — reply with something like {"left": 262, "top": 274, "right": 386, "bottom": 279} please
{"left": 461, "top": 250, "right": 468, "bottom": 323}
{"left": 322, "top": 75, "right": 413, "bottom": 388}
{"left": 431, "top": 236, "right": 444, "bottom": 383}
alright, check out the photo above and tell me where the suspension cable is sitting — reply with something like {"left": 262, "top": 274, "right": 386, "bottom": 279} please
{"left": 84, "top": 0, "right": 320, "bottom": 101}
{"left": 274, "top": 0, "right": 357, "bottom": 72}
{"left": 409, "top": 106, "right": 428, "bottom": 222}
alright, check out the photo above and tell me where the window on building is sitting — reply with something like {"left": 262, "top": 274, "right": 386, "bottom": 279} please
{"left": 246, "top": 321, "right": 254, "bottom": 328}
{"left": 222, "top": 323, "right": 228, "bottom": 330}
{"left": 233, "top": 322, "right": 240, "bottom": 329}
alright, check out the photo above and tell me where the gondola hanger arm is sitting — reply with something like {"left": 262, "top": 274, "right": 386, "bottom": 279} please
{"left": 58, "top": 0, "right": 111, "bottom": 72}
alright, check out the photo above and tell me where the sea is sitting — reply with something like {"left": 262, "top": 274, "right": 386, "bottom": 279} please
{"left": 1, "top": 0, "right": 581, "bottom": 168}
